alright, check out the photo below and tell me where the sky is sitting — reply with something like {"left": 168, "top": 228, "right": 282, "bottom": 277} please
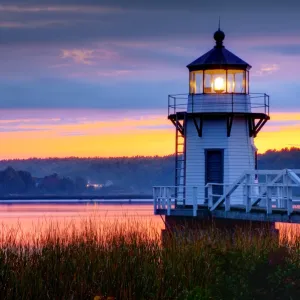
{"left": 1, "top": 0, "right": 300, "bottom": 159}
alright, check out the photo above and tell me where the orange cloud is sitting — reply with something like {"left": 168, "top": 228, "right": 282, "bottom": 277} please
{"left": 270, "top": 112, "right": 300, "bottom": 121}
{"left": 0, "top": 110, "right": 299, "bottom": 159}
{"left": 253, "top": 64, "right": 280, "bottom": 76}
{"left": 60, "top": 48, "right": 119, "bottom": 66}
{"left": 0, "top": 129, "right": 174, "bottom": 159}
{"left": 256, "top": 124, "right": 300, "bottom": 153}
{"left": 61, "top": 49, "right": 95, "bottom": 65}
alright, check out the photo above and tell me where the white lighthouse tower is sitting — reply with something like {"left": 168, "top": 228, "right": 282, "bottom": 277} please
{"left": 167, "top": 28, "right": 270, "bottom": 207}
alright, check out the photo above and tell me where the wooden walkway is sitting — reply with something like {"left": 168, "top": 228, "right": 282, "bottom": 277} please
{"left": 153, "top": 169, "right": 300, "bottom": 224}
{"left": 155, "top": 204, "right": 300, "bottom": 223}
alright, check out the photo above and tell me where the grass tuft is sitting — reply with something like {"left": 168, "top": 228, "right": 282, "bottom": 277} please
{"left": 0, "top": 218, "right": 299, "bottom": 299}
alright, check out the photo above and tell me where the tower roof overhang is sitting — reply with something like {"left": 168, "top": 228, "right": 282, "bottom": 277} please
{"left": 187, "top": 46, "right": 252, "bottom": 71}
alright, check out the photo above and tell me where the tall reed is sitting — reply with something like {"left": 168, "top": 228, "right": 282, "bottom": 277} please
{"left": 0, "top": 218, "right": 299, "bottom": 300}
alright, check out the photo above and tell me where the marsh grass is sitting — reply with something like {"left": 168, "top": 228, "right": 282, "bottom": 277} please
{"left": 0, "top": 217, "right": 299, "bottom": 300}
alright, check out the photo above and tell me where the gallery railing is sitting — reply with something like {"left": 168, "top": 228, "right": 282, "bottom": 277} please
{"left": 168, "top": 93, "right": 270, "bottom": 116}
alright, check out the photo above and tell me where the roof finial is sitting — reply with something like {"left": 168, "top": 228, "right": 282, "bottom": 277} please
{"left": 214, "top": 18, "right": 225, "bottom": 47}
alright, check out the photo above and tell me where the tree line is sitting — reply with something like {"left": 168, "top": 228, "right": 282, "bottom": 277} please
{"left": 0, "top": 148, "right": 300, "bottom": 196}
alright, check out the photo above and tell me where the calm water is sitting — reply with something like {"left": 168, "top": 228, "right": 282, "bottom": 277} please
{"left": 0, "top": 203, "right": 164, "bottom": 242}
{"left": 0, "top": 203, "right": 299, "bottom": 242}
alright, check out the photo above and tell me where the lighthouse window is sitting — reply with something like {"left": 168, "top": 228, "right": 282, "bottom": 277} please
{"left": 190, "top": 69, "right": 248, "bottom": 94}
{"left": 204, "top": 69, "right": 226, "bottom": 94}
{"left": 227, "top": 70, "right": 246, "bottom": 94}
{"left": 189, "top": 71, "right": 203, "bottom": 94}
{"left": 246, "top": 71, "right": 249, "bottom": 93}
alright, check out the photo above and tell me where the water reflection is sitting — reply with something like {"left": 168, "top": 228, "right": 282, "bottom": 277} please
{"left": 0, "top": 204, "right": 164, "bottom": 244}
{"left": 0, "top": 203, "right": 299, "bottom": 244}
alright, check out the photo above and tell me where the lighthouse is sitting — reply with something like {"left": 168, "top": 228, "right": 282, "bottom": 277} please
{"left": 153, "top": 28, "right": 300, "bottom": 224}
{"left": 158, "top": 27, "right": 271, "bottom": 211}
{"left": 182, "top": 27, "right": 271, "bottom": 206}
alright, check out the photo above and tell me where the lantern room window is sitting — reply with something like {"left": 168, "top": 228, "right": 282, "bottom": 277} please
{"left": 189, "top": 71, "right": 203, "bottom": 94}
{"left": 189, "top": 69, "right": 248, "bottom": 94}
{"left": 204, "top": 69, "right": 226, "bottom": 93}
{"left": 227, "top": 70, "right": 247, "bottom": 93}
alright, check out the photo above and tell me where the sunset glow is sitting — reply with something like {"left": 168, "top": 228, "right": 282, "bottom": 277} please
{"left": 1, "top": 1, "right": 300, "bottom": 159}
{"left": 0, "top": 109, "right": 299, "bottom": 159}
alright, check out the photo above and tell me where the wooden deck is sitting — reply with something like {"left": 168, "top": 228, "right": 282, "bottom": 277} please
{"left": 155, "top": 204, "right": 300, "bottom": 223}
{"left": 153, "top": 169, "right": 300, "bottom": 224}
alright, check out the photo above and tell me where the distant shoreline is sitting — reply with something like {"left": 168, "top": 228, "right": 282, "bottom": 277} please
{"left": 0, "top": 194, "right": 152, "bottom": 200}
{"left": 0, "top": 200, "right": 153, "bottom": 205}
{"left": 0, "top": 195, "right": 153, "bottom": 204}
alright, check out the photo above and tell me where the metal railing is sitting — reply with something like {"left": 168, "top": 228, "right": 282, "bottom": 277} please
{"left": 153, "top": 169, "right": 300, "bottom": 217}
{"left": 168, "top": 93, "right": 270, "bottom": 116}
{"left": 153, "top": 186, "right": 198, "bottom": 216}
{"left": 207, "top": 169, "right": 300, "bottom": 215}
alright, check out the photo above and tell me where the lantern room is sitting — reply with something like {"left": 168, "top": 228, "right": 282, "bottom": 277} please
{"left": 189, "top": 69, "right": 249, "bottom": 94}
{"left": 188, "top": 29, "right": 251, "bottom": 95}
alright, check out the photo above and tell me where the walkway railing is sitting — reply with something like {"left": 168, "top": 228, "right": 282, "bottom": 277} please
{"left": 153, "top": 169, "right": 300, "bottom": 217}
{"left": 208, "top": 169, "right": 300, "bottom": 215}
{"left": 168, "top": 93, "right": 270, "bottom": 116}
{"left": 153, "top": 186, "right": 198, "bottom": 216}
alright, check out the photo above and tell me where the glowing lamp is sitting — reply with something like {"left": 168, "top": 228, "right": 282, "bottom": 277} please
{"left": 213, "top": 76, "right": 225, "bottom": 93}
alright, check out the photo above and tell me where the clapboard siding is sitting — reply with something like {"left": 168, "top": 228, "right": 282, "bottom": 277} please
{"left": 227, "top": 117, "right": 255, "bottom": 204}
{"left": 185, "top": 116, "right": 255, "bottom": 205}
{"left": 187, "top": 94, "right": 251, "bottom": 113}
{"left": 185, "top": 118, "right": 228, "bottom": 204}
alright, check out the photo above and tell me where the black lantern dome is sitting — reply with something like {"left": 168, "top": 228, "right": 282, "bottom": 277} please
{"left": 188, "top": 28, "right": 251, "bottom": 94}
{"left": 187, "top": 29, "right": 251, "bottom": 71}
